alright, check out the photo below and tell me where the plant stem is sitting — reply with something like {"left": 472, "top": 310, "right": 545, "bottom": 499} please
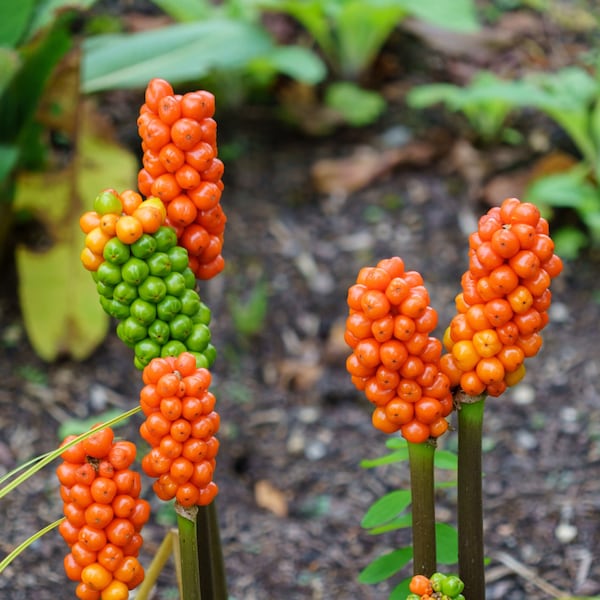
{"left": 407, "top": 440, "right": 437, "bottom": 576}
{"left": 0, "top": 517, "right": 64, "bottom": 573}
{"left": 176, "top": 504, "right": 202, "bottom": 600}
{"left": 136, "top": 529, "right": 175, "bottom": 600}
{"left": 457, "top": 393, "right": 486, "bottom": 600}
{"left": 196, "top": 501, "right": 228, "bottom": 600}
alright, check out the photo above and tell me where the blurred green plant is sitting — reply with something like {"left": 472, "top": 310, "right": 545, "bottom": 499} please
{"left": 81, "top": 0, "right": 326, "bottom": 98}
{"left": 407, "top": 64, "right": 600, "bottom": 258}
{"left": 359, "top": 438, "right": 459, "bottom": 599}
{"left": 257, "top": 0, "right": 480, "bottom": 126}
{"left": 227, "top": 279, "right": 269, "bottom": 340}
{"left": 1, "top": 1, "right": 139, "bottom": 361}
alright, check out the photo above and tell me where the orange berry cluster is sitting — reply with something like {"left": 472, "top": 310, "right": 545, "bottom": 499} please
{"left": 345, "top": 257, "right": 453, "bottom": 443}
{"left": 407, "top": 573, "right": 465, "bottom": 599}
{"left": 56, "top": 427, "right": 150, "bottom": 600}
{"left": 137, "top": 78, "right": 226, "bottom": 281}
{"left": 138, "top": 352, "right": 219, "bottom": 508}
{"left": 440, "top": 197, "right": 563, "bottom": 397}
{"left": 80, "top": 189, "right": 167, "bottom": 272}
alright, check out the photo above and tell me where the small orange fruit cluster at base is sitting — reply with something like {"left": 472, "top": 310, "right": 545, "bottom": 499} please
{"left": 137, "top": 78, "right": 226, "bottom": 281}
{"left": 56, "top": 426, "right": 150, "bottom": 600}
{"left": 80, "top": 188, "right": 166, "bottom": 272}
{"left": 344, "top": 257, "right": 453, "bottom": 443}
{"left": 440, "top": 197, "right": 563, "bottom": 398}
{"left": 139, "top": 352, "right": 219, "bottom": 508}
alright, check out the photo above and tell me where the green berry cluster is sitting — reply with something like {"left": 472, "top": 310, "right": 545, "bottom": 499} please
{"left": 93, "top": 225, "right": 215, "bottom": 370}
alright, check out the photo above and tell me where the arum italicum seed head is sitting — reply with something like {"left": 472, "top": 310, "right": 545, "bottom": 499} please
{"left": 440, "top": 197, "right": 563, "bottom": 398}
{"left": 345, "top": 257, "right": 452, "bottom": 443}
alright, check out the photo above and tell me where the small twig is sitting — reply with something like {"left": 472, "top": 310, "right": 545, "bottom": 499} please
{"left": 493, "top": 550, "right": 570, "bottom": 598}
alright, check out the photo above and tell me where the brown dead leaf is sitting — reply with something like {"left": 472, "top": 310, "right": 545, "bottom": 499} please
{"left": 403, "top": 11, "right": 542, "bottom": 60}
{"left": 527, "top": 151, "right": 579, "bottom": 181}
{"left": 311, "top": 141, "right": 436, "bottom": 195}
{"left": 482, "top": 169, "right": 530, "bottom": 207}
{"left": 277, "top": 359, "right": 323, "bottom": 391}
{"left": 254, "top": 480, "right": 288, "bottom": 518}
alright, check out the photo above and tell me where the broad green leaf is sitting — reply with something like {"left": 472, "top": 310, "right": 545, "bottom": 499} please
{"left": 366, "top": 513, "right": 413, "bottom": 535}
{"left": 24, "top": 0, "right": 98, "bottom": 41}
{"left": 435, "top": 522, "right": 459, "bottom": 564}
{"left": 358, "top": 546, "right": 412, "bottom": 584}
{"left": 390, "top": 578, "right": 412, "bottom": 600}
{"left": 385, "top": 437, "right": 408, "bottom": 450}
{"left": 0, "top": 144, "right": 19, "bottom": 185}
{"left": 14, "top": 105, "right": 137, "bottom": 361}
{"left": 406, "top": 83, "right": 462, "bottom": 109}
{"left": 258, "top": 0, "right": 337, "bottom": 63}
{"left": 0, "top": 0, "right": 36, "bottom": 47}
{"left": 0, "top": 12, "right": 72, "bottom": 142}
{"left": 525, "top": 168, "right": 596, "bottom": 209}
{"left": 551, "top": 226, "right": 588, "bottom": 260}
{"left": 149, "top": 0, "right": 213, "bottom": 21}
{"left": 360, "top": 448, "right": 409, "bottom": 468}
{"left": 324, "top": 81, "right": 386, "bottom": 126}
{"left": 361, "top": 490, "right": 411, "bottom": 529}
{"left": 0, "top": 48, "right": 21, "bottom": 97}
{"left": 434, "top": 450, "right": 458, "bottom": 470}
{"left": 255, "top": 45, "right": 326, "bottom": 84}
{"left": 336, "top": 1, "right": 406, "bottom": 77}
{"left": 399, "top": 0, "right": 479, "bottom": 32}
{"left": 82, "top": 20, "right": 273, "bottom": 93}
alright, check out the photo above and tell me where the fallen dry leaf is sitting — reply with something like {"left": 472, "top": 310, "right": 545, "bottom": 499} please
{"left": 254, "top": 480, "right": 289, "bottom": 518}
{"left": 311, "top": 141, "right": 436, "bottom": 195}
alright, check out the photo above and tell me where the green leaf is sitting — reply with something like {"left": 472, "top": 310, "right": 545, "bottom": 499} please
{"left": 361, "top": 490, "right": 411, "bottom": 529}
{"left": 0, "top": 0, "right": 36, "bottom": 47}
{"left": 0, "top": 144, "right": 19, "bottom": 185}
{"left": 336, "top": 1, "right": 406, "bottom": 77}
{"left": 358, "top": 546, "right": 412, "bottom": 584}
{"left": 324, "top": 81, "right": 386, "bottom": 126}
{"left": 366, "top": 513, "right": 413, "bottom": 535}
{"left": 82, "top": 19, "right": 273, "bottom": 93}
{"left": 149, "top": 0, "right": 213, "bottom": 21}
{"left": 406, "top": 82, "right": 462, "bottom": 109}
{"left": 360, "top": 448, "right": 409, "bottom": 468}
{"left": 14, "top": 107, "right": 137, "bottom": 361}
{"left": 434, "top": 450, "right": 458, "bottom": 470}
{"left": 0, "top": 12, "right": 72, "bottom": 143}
{"left": 257, "top": 45, "right": 326, "bottom": 84}
{"left": 390, "top": 578, "right": 412, "bottom": 600}
{"left": 436, "top": 522, "right": 459, "bottom": 565}
{"left": 385, "top": 437, "right": 408, "bottom": 450}
{"left": 24, "top": 0, "right": 98, "bottom": 41}
{"left": 551, "top": 226, "right": 589, "bottom": 259}
{"left": 0, "top": 48, "right": 21, "bottom": 98}
{"left": 399, "top": 0, "right": 480, "bottom": 32}
{"left": 525, "top": 168, "right": 596, "bottom": 209}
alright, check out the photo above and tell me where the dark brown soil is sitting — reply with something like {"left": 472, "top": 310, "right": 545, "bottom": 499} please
{"left": 2, "top": 3, "right": 600, "bottom": 600}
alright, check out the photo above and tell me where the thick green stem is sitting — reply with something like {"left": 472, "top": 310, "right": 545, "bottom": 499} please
{"left": 176, "top": 504, "right": 202, "bottom": 600}
{"left": 196, "top": 501, "right": 228, "bottom": 600}
{"left": 457, "top": 394, "right": 486, "bottom": 600}
{"left": 407, "top": 440, "right": 437, "bottom": 576}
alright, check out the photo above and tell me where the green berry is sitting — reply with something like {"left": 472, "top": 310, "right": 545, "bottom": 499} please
{"left": 97, "top": 260, "right": 123, "bottom": 287}
{"left": 117, "top": 317, "right": 147, "bottom": 346}
{"left": 441, "top": 575, "right": 464, "bottom": 597}
{"left": 134, "top": 337, "right": 161, "bottom": 367}
{"left": 185, "top": 323, "right": 211, "bottom": 352}
{"left": 157, "top": 295, "right": 182, "bottom": 322}
{"left": 121, "top": 257, "right": 149, "bottom": 286}
{"left": 129, "top": 298, "right": 157, "bottom": 326}
{"left": 167, "top": 246, "right": 189, "bottom": 272}
{"left": 160, "top": 339, "right": 187, "bottom": 358}
{"left": 131, "top": 233, "right": 157, "bottom": 259}
{"left": 113, "top": 281, "right": 138, "bottom": 305}
{"left": 163, "top": 272, "right": 187, "bottom": 297}
{"left": 152, "top": 226, "right": 178, "bottom": 251}
{"left": 99, "top": 297, "right": 130, "bottom": 320}
{"left": 94, "top": 189, "right": 122, "bottom": 215}
{"left": 138, "top": 276, "right": 167, "bottom": 304}
{"left": 146, "top": 252, "right": 172, "bottom": 277}
{"left": 148, "top": 319, "right": 170, "bottom": 345}
{"left": 103, "top": 238, "right": 130, "bottom": 265}
{"left": 169, "top": 314, "right": 193, "bottom": 341}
